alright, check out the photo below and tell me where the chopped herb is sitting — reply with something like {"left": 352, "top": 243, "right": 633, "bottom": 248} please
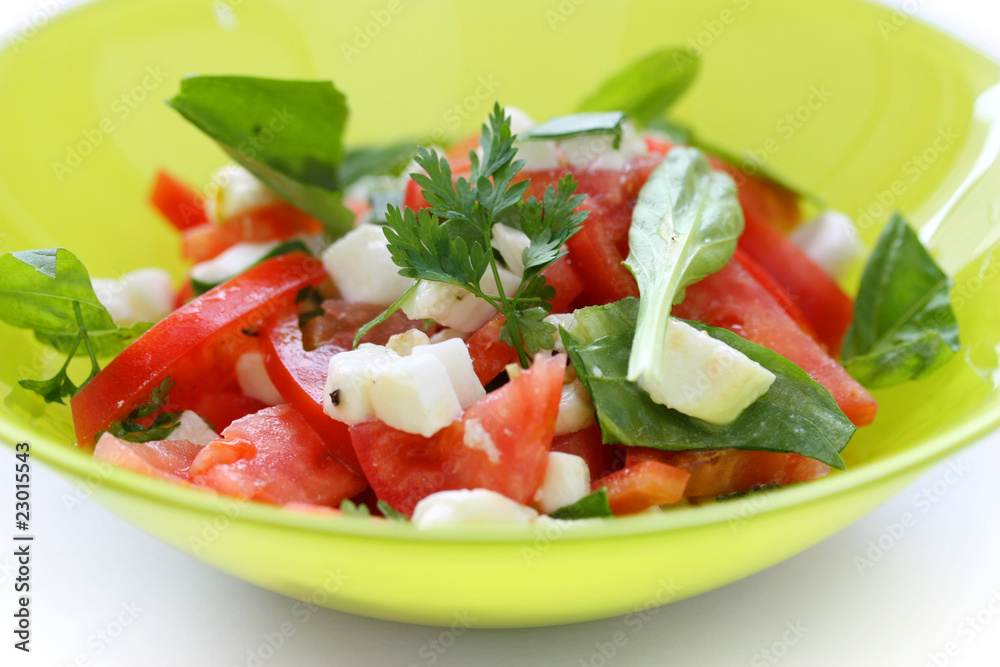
{"left": 98, "top": 377, "right": 183, "bottom": 443}
{"left": 376, "top": 500, "right": 409, "bottom": 522}
{"left": 549, "top": 489, "right": 613, "bottom": 519}
{"left": 519, "top": 111, "right": 626, "bottom": 148}
{"left": 339, "top": 498, "right": 371, "bottom": 517}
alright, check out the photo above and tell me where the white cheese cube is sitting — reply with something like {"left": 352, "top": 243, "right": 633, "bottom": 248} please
{"left": 636, "top": 318, "right": 776, "bottom": 425}
{"left": 323, "top": 344, "right": 400, "bottom": 424}
{"left": 400, "top": 267, "right": 520, "bottom": 332}
{"left": 532, "top": 452, "right": 591, "bottom": 514}
{"left": 554, "top": 380, "right": 596, "bottom": 435}
{"left": 505, "top": 106, "right": 537, "bottom": 135}
{"left": 235, "top": 350, "right": 284, "bottom": 406}
{"left": 204, "top": 165, "right": 281, "bottom": 223}
{"left": 561, "top": 121, "right": 648, "bottom": 171}
{"left": 491, "top": 223, "right": 532, "bottom": 276}
{"left": 165, "top": 410, "right": 219, "bottom": 446}
{"left": 543, "top": 313, "right": 576, "bottom": 353}
{"left": 189, "top": 241, "right": 278, "bottom": 286}
{"left": 368, "top": 354, "right": 462, "bottom": 436}
{"left": 385, "top": 328, "right": 431, "bottom": 356}
{"left": 789, "top": 210, "right": 865, "bottom": 279}
{"left": 410, "top": 338, "right": 485, "bottom": 409}
{"left": 412, "top": 489, "right": 539, "bottom": 528}
{"left": 429, "top": 328, "right": 469, "bottom": 344}
{"left": 91, "top": 268, "right": 175, "bottom": 327}
{"left": 322, "top": 224, "right": 414, "bottom": 306}
{"left": 512, "top": 139, "right": 560, "bottom": 171}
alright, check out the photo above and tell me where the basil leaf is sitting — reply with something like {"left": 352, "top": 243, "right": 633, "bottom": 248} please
{"left": 623, "top": 147, "right": 743, "bottom": 387}
{"left": 577, "top": 48, "right": 700, "bottom": 126}
{"left": 549, "top": 489, "right": 613, "bottom": 520}
{"left": 340, "top": 141, "right": 418, "bottom": 188}
{"left": 168, "top": 76, "right": 354, "bottom": 238}
{"left": 519, "top": 111, "right": 626, "bottom": 147}
{"left": 841, "top": 213, "right": 960, "bottom": 388}
{"left": 563, "top": 299, "right": 853, "bottom": 470}
{"left": 376, "top": 500, "right": 409, "bottom": 523}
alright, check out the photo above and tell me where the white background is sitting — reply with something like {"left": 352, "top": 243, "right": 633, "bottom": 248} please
{"left": 2, "top": 1, "right": 1000, "bottom": 666}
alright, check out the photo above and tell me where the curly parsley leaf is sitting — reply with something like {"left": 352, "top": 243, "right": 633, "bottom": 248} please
{"left": 99, "top": 377, "right": 183, "bottom": 443}
{"left": 339, "top": 498, "right": 371, "bottom": 518}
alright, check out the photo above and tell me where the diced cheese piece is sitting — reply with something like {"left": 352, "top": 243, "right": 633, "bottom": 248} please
{"left": 410, "top": 338, "right": 485, "bottom": 409}
{"left": 513, "top": 139, "right": 559, "bottom": 171}
{"left": 204, "top": 165, "right": 281, "bottom": 223}
{"left": 554, "top": 380, "right": 596, "bottom": 435}
{"left": 385, "top": 328, "right": 431, "bottom": 356}
{"left": 491, "top": 223, "right": 531, "bottom": 276}
{"left": 429, "top": 328, "right": 469, "bottom": 344}
{"left": 400, "top": 266, "right": 520, "bottom": 332}
{"left": 544, "top": 313, "right": 576, "bottom": 353}
{"left": 411, "top": 489, "right": 539, "bottom": 528}
{"left": 560, "top": 121, "right": 648, "bottom": 171}
{"left": 235, "top": 350, "right": 284, "bottom": 406}
{"left": 789, "top": 210, "right": 865, "bottom": 279}
{"left": 532, "top": 452, "right": 591, "bottom": 514}
{"left": 91, "top": 268, "right": 175, "bottom": 327}
{"left": 322, "top": 224, "right": 413, "bottom": 305}
{"left": 368, "top": 354, "right": 462, "bottom": 436}
{"left": 189, "top": 241, "right": 278, "bottom": 286}
{"left": 165, "top": 410, "right": 219, "bottom": 447}
{"left": 504, "top": 106, "right": 537, "bottom": 135}
{"left": 462, "top": 417, "right": 500, "bottom": 462}
{"left": 636, "top": 318, "right": 776, "bottom": 425}
{"left": 323, "top": 344, "right": 400, "bottom": 424}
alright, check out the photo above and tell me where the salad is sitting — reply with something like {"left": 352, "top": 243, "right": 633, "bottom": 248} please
{"left": 0, "top": 49, "right": 961, "bottom": 527}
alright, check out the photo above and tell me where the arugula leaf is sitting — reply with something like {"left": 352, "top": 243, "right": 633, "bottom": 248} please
{"left": 339, "top": 498, "right": 371, "bottom": 518}
{"left": 0, "top": 248, "right": 150, "bottom": 403}
{"left": 375, "top": 103, "right": 588, "bottom": 365}
{"left": 841, "top": 213, "right": 960, "bottom": 388}
{"left": 549, "top": 489, "right": 613, "bottom": 520}
{"left": 576, "top": 48, "right": 700, "bottom": 126}
{"left": 340, "top": 141, "right": 418, "bottom": 187}
{"left": 519, "top": 112, "right": 626, "bottom": 148}
{"left": 376, "top": 500, "right": 409, "bottom": 522}
{"left": 99, "top": 377, "right": 183, "bottom": 443}
{"left": 562, "top": 299, "right": 854, "bottom": 469}
{"left": 167, "top": 76, "right": 354, "bottom": 238}
{"left": 623, "top": 147, "right": 743, "bottom": 387}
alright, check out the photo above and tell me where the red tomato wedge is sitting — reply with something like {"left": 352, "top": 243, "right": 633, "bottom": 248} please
{"left": 551, "top": 424, "right": 623, "bottom": 481}
{"left": 625, "top": 447, "right": 830, "bottom": 498}
{"left": 94, "top": 433, "right": 203, "bottom": 483}
{"left": 259, "top": 300, "right": 418, "bottom": 472}
{"left": 674, "top": 256, "right": 878, "bottom": 426}
{"left": 71, "top": 253, "right": 327, "bottom": 446}
{"left": 719, "top": 162, "right": 803, "bottom": 234}
{"left": 150, "top": 171, "right": 208, "bottom": 231}
{"left": 592, "top": 460, "right": 689, "bottom": 515}
{"left": 189, "top": 405, "right": 365, "bottom": 506}
{"left": 733, "top": 248, "right": 818, "bottom": 342}
{"left": 181, "top": 202, "right": 324, "bottom": 263}
{"left": 349, "top": 354, "right": 564, "bottom": 514}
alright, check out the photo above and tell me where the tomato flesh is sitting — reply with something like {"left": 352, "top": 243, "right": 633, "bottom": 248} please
{"left": 150, "top": 171, "right": 208, "bottom": 231}
{"left": 93, "top": 433, "right": 203, "bottom": 482}
{"left": 181, "top": 203, "right": 324, "bottom": 263}
{"left": 593, "top": 460, "right": 689, "bottom": 515}
{"left": 551, "top": 424, "right": 623, "bottom": 481}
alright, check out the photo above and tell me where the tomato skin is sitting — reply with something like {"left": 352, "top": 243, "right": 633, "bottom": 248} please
{"left": 93, "top": 432, "right": 203, "bottom": 482}
{"left": 593, "top": 460, "right": 689, "bottom": 515}
{"left": 733, "top": 248, "right": 819, "bottom": 343}
{"left": 626, "top": 447, "right": 830, "bottom": 498}
{"left": 181, "top": 203, "right": 324, "bottom": 263}
{"left": 719, "top": 162, "right": 803, "bottom": 234}
{"left": 150, "top": 171, "right": 208, "bottom": 231}
{"left": 674, "top": 256, "right": 878, "bottom": 426}
{"left": 71, "top": 253, "right": 327, "bottom": 446}
{"left": 189, "top": 404, "right": 366, "bottom": 506}
{"left": 349, "top": 354, "right": 564, "bottom": 514}
{"left": 551, "top": 424, "right": 624, "bottom": 481}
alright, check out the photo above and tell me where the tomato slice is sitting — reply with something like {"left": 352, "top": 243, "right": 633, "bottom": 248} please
{"left": 259, "top": 300, "right": 418, "bottom": 471}
{"left": 718, "top": 161, "right": 803, "bottom": 234}
{"left": 181, "top": 203, "right": 324, "bottom": 263}
{"left": 674, "top": 256, "right": 878, "bottom": 426}
{"left": 551, "top": 424, "right": 623, "bottom": 481}
{"left": 71, "top": 253, "right": 327, "bottom": 445}
{"left": 625, "top": 447, "right": 830, "bottom": 498}
{"left": 593, "top": 460, "right": 689, "bottom": 515}
{"left": 150, "top": 171, "right": 208, "bottom": 231}
{"left": 349, "top": 354, "right": 564, "bottom": 514}
{"left": 733, "top": 248, "right": 819, "bottom": 342}
{"left": 94, "top": 433, "right": 203, "bottom": 483}
{"left": 189, "top": 404, "right": 365, "bottom": 506}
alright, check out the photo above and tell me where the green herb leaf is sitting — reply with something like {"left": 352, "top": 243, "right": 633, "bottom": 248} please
{"left": 190, "top": 239, "right": 312, "bottom": 296}
{"left": 167, "top": 76, "right": 354, "bottom": 238}
{"left": 841, "top": 213, "right": 960, "bottom": 388}
{"left": 519, "top": 111, "right": 626, "bottom": 148}
{"left": 623, "top": 147, "right": 743, "bottom": 388}
{"left": 99, "top": 377, "right": 183, "bottom": 443}
{"left": 339, "top": 498, "right": 371, "bottom": 518}
{"left": 376, "top": 500, "right": 409, "bottom": 522}
{"left": 340, "top": 141, "right": 418, "bottom": 187}
{"left": 562, "top": 299, "right": 853, "bottom": 469}
{"left": 576, "top": 48, "right": 700, "bottom": 126}
{"left": 549, "top": 489, "right": 613, "bottom": 520}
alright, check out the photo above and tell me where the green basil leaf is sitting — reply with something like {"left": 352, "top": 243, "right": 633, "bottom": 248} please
{"left": 519, "top": 111, "right": 626, "bottom": 147}
{"left": 168, "top": 76, "right": 354, "bottom": 238}
{"left": 577, "top": 48, "right": 700, "bottom": 126}
{"left": 340, "top": 141, "right": 418, "bottom": 187}
{"left": 563, "top": 299, "right": 853, "bottom": 470}
{"left": 549, "top": 489, "right": 613, "bottom": 520}
{"left": 841, "top": 213, "right": 960, "bottom": 388}
{"left": 623, "top": 146, "right": 743, "bottom": 387}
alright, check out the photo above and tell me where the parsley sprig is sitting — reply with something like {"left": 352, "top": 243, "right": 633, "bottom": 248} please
{"left": 361, "top": 103, "right": 589, "bottom": 366}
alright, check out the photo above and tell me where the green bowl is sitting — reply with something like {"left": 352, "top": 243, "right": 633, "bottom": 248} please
{"left": 2, "top": 0, "right": 1000, "bottom": 628}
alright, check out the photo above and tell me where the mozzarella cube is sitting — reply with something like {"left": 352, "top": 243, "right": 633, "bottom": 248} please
{"left": 410, "top": 338, "right": 485, "bottom": 409}
{"left": 513, "top": 139, "right": 560, "bottom": 171}
{"left": 189, "top": 241, "right": 278, "bottom": 286}
{"left": 543, "top": 313, "right": 576, "bottom": 353}
{"left": 165, "top": 410, "right": 219, "bottom": 446}
{"left": 322, "top": 224, "right": 413, "bottom": 305}
{"left": 385, "top": 328, "right": 431, "bottom": 356}
{"left": 204, "top": 165, "right": 281, "bottom": 223}
{"left": 554, "top": 380, "right": 596, "bottom": 435}
{"left": 491, "top": 223, "right": 531, "bottom": 276}
{"left": 560, "top": 121, "right": 648, "bottom": 171}
{"left": 789, "top": 210, "right": 865, "bottom": 279}
{"left": 368, "top": 354, "right": 462, "bottom": 436}
{"left": 532, "top": 452, "right": 591, "bottom": 514}
{"left": 636, "top": 318, "right": 775, "bottom": 424}
{"left": 429, "top": 328, "right": 469, "bottom": 344}
{"left": 412, "top": 489, "right": 539, "bottom": 528}
{"left": 400, "top": 266, "right": 520, "bottom": 332}
{"left": 91, "top": 268, "right": 175, "bottom": 327}
{"left": 323, "top": 344, "right": 400, "bottom": 424}
{"left": 235, "top": 350, "right": 284, "bottom": 406}
{"left": 505, "top": 106, "right": 537, "bottom": 135}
